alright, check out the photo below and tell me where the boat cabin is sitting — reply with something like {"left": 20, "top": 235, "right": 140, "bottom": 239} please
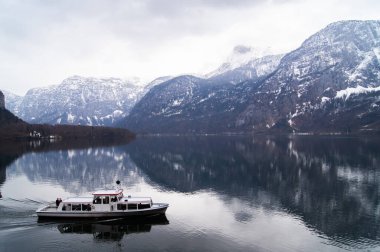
{"left": 116, "top": 197, "right": 153, "bottom": 211}
{"left": 92, "top": 189, "right": 124, "bottom": 205}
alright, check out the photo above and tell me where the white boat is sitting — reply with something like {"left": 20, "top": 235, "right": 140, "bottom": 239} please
{"left": 36, "top": 186, "right": 169, "bottom": 219}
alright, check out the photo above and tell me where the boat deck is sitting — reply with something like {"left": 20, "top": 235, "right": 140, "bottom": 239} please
{"left": 38, "top": 205, "right": 58, "bottom": 212}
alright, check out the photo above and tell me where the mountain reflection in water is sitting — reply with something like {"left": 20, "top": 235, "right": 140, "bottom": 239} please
{"left": 1, "top": 135, "right": 380, "bottom": 251}
{"left": 124, "top": 136, "right": 380, "bottom": 247}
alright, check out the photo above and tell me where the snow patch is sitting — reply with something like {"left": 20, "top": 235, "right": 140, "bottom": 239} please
{"left": 172, "top": 98, "right": 184, "bottom": 106}
{"left": 348, "top": 51, "right": 377, "bottom": 82}
{"left": 335, "top": 85, "right": 380, "bottom": 100}
{"left": 198, "top": 92, "right": 216, "bottom": 103}
{"left": 87, "top": 116, "right": 92, "bottom": 125}
{"left": 67, "top": 113, "right": 75, "bottom": 123}
{"left": 374, "top": 48, "right": 380, "bottom": 62}
{"left": 321, "top": 96, "right": 330, "bottom": 104}
{"left": 164, "top": 110, "right": 183, "bottom": 117}
{"left": 112, "top": 110, "right": 124, "bottom": 117}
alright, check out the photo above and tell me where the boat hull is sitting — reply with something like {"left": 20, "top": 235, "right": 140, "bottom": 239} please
{"left": 36, "top": 203, "right": 168, "bottom": 219}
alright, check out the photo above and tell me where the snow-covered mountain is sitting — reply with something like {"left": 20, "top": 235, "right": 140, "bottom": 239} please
{"left": 236, "top": 20, "right": 380, "bottom": 132}
{"left": 13, "top": 76, "right": 144, "bottom": 126}
{"left": 209, "top": 54, "right": 283, "bottom": 85}
{"left": 4, "top": 75, "right": 181, "bottom": 127}
{"left": 2, "top": 90, "right": 23, "bottom": 114}
{"left": 122, "top": 20, "right": 380, "bottom": 134}
{"left": 4, "top": 20, "right": 379, "bottom": 133}
{"left": 120, "top": 48, "right": 283, "bottom": 132}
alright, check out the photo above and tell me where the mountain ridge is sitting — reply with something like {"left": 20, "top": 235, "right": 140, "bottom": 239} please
{"left": 122, "top": 20, "right": 380, "bottom": 134}
{"left": 3, "top": 20, "right": 380, "bottom": 134}
{"left": 8, "top": 76, "right": 144, "bottom": 126}
{"left": 0, "top": 89, "right": 136, "bottom": 141}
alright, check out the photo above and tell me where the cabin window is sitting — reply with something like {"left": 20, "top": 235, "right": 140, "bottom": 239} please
{"left": 138, "top": 203, "right": 151, "bottom": 209}
{"left": 72, "top": 204, "right": 81, "bottom": 211}
{"left": 93, "top": 197, "right": 101, "bottom": 204}
{"left": 117, "top": 204, "right": 127, "bottom": 210}
{"left": 82, "top": 204, "right": 91, "bottom": 211}
{"left": 111, "top": 196, "right": 118, "bottom": 202}
{"left": 102, "top": 196, "right": 110, "bottom": 204}
{"left": 128, "top": 204, "right": 137, "bottom": 210}
{"left": 94, "top": 196, "right": 111, "bottom": 204}
{"left": 62, "top": 204, "right": 71, "bottom": 211}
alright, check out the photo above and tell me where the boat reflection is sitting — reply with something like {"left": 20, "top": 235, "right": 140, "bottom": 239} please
{"left": 41, "top": 215, "right": 169, "bottom": 241}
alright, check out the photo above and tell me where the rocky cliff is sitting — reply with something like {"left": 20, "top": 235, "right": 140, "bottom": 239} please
{"left": 0, "top": 91, "right": 4, "bottom": 109}
{"left": 0, "top": 90, "right": 25, "bottom": 127}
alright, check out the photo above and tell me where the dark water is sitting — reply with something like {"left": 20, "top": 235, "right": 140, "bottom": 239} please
{"left": 1, "top": 135, "right": 380, "bottom": 251}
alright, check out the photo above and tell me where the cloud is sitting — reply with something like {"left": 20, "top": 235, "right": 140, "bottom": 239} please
{"left": 0, "top": 0, "right": 379, "bottom": 95}
{"left": 233, "top": 45, "right": 253, "bottom": 54}
{"left": 0, "top": 0, "right": 296, "bottom": 48}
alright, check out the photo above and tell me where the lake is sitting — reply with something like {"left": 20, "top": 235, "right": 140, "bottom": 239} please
{"left": 1, "top": 135, "right": 380, "bottom": 251}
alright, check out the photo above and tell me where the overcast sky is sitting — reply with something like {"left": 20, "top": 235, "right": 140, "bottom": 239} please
{"left": 0, "top": 0, "right": 379, "bottom": 95}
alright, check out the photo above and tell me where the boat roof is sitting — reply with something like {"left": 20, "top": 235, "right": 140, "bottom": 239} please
{"left": 120, "top": 197, "right": 152, "bottom": 203}
{"left": 63, "top": 197, "right": 93, "bottom": 203}
{"left": 92, "top": 189, "right": 123, "bottom": 196}
{"left": 61, "top": 196, "right": 152, "bottom": 204}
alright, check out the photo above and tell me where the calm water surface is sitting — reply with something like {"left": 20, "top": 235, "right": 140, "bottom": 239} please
{"left": 0, "top": 135, "right": 380, "bottom": 251}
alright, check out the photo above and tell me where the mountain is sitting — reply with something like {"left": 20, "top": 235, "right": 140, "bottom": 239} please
{"left": 2, "top": 90, "right": 23, "bottom": 114}
{"left": 236, "top": 20, "right": 380, "bottom": 133}
{"left": 121, "top": 20, "right": 380, "bottom": 134}
{"left": 0, "top": 89, "right": 136, "bottom": 141}
{"left": 209, "top": 54, "right": 283, "bottom": 85}
{"left": 0, "top": 90, "right": 24, "bottom": 126}
{"left": 120, "top": 47, "right": 283, "bottom": 133}
{"left": 5, "top": 75, "right": 177, "bottom": 127}
{"left": 120, "top": 75, "right": 216, "bottom": 132}
{"left": 144, "top": 76, "right": 174, "bottom": 90}
{"left": 13, "top": 76, "right": 144, "bottom": 126}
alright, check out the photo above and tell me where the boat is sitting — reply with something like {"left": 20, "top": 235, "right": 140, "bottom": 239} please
{"left": 36, "top": 182, "right": 169, "bottom": 219}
